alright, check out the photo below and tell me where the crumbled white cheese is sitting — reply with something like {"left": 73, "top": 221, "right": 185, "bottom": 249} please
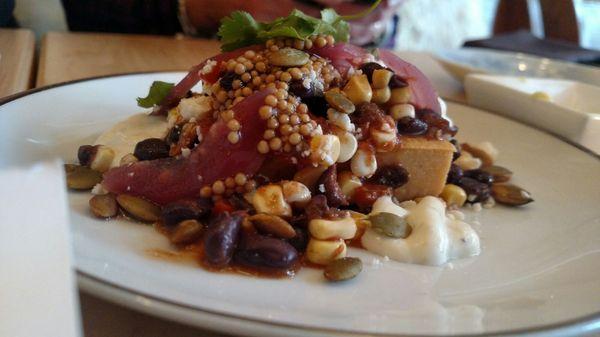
{"left": 178, "top": 95, "right": 213, "bottom": 121}
{"left": 468, "top": 202, "right": 482, "bottom": 212}
{"left": 200, "top": 60, "right": 217, "bottom": 75}
{"left": 318, "top": 184, "right": 325, "bottom": 193}
{"left": 482, "top": 197, "right": 496, "bottom": 209}
{"left": 181, "top": 148, "right": 191, "bottom": 158}
{"left": 91, "top": 183, "right": 108, "bottom": 195}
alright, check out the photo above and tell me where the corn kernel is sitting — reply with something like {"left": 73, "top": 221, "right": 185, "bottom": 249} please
{"left": 252, "top": 184, "right": 292, "bottom": 217}
{"left": 389, "top": 87, "right": 411, "bottom": 104}
{"left": 330, "top": 130, "right": 356, "bottom": 163}
{"left": 337, "top": 171, "right": 362, "bottom": 199}
{"left": 440, "top": 184, "right": 467, "bottom": 207}
{"left": 454, "top": 151, "right": 482, "bottom": 171}
{"left": 389, "top": 103, "right": 415, "bottom": 120}
{"left": 343, "top": 75, "right": 372, "bottom": 105}
{"left": 372, "top": 69, "right": 393, "bottom": 89}
{"left": 310, "top": 134, "right": 340, "bottom": 167}
{"left": 371, "top": 87, "right": 391, "bottom": 104}
{"left": 351, "top": 143, "right": 377, "bottom": 177}
{"left": 309, "top": 216, "right": 357, "bottom": 240}
{"left": 281, "top": 180, "right": 311, "bottom": 206}
{"left": 306, "top": 238, "right": 347, "bottom": 265}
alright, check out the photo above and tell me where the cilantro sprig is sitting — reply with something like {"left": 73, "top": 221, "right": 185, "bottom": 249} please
{"left": 136, "top": 81, "right": 174, "bottom": 108}
{"left": 218, "top": 8, "right": 351, "bottom": 52}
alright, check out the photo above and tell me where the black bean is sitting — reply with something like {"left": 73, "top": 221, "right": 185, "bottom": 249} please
{"left": 219, "top": 71, "right": 238, "bottom": 91}
{"left": 165, "top": 125, "right": 182, "bottom": 145}
{"left": 134, "top": 138, "right": 170, "bottom": 161}
{"left": 446, "top": 164, "right": 463, "bottom": 184}
{"left": 369, "top": 164, "right": 409, "bottom": 188}
{"left": 316, "top": 164, "right": 348, "bottom": 207}
{"left": 234, "top": 233, "right": 298, "bottom": 270}
{"left": 358, "top": 62, "right": 384, "bottom": 82}
{"left": 396, "top": 117, "right": 428, "bottom": 135}
{"left": 388, "top": 74, "right": 408, "bottom": 89}
{"left": 203, "top": 211, "right": 244, "bottom": 267}
{"left": 161, "top": 198, "right": 212, "bottom": 227}
{"left": 287, "top": 226, "right": 308, "bottom": 251}
{"left": 450, "top": 139, "right": 461, "bottom": 161}
{"left": 302, "top": 96, "right": 328, "bottom": 118}
{"left": 464, "top": 169, "right": 494, "bottom": 186}
{"left": 78, "top": 145, "right": 95, "bottom": 166}
{"left": 458, "top": 177, "right": 490, "bottom": 203}
{"left": 289, "top": 79, "right": 328, "bottom": 116}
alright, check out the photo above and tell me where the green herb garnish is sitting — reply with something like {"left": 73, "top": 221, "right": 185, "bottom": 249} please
{"left": 218, "top": 8, "right": 351, "bottom": 52}
{"left": 136, "top": 81, "right": 174, "bottom": 108}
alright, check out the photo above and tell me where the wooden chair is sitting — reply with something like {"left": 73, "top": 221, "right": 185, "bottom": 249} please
{"left": 493, "top": 0, "right": 579, "bottom": 44}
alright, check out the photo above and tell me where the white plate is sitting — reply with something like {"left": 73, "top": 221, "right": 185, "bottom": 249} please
{"left": 1, "top": 73, "right": 599, "bottom": 337}
{"left": 464, "top": 74, "right": 600, "bottom": 154}
{"left": 434, "top": 48, "right": 600, "bottom": 87}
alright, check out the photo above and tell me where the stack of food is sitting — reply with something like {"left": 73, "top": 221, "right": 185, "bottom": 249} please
{"left": 66, "top": 9, "right": 532, "bottom": 282}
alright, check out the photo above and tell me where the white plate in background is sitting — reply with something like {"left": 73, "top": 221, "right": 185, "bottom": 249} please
{"left": 465, "top": 74, "right": 600, "bottom": 154}
{"left": 0, "top": 73, "right": 599, "bottom": 337}
{"left": 434, "top": 48, "right": 600, "bottom": 87}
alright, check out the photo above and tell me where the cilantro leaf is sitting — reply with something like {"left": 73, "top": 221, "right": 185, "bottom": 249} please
{"left": 136, "top": 81, "right": 174, "bottom": 108}
{"left": 217, "top": 8, "right": 353, "bottom": 52}
{"left": 218, "top": 11, "right": 262, "bottom": 53}
{"left": 320, "top": 8, "right": 350, "bottom": 43}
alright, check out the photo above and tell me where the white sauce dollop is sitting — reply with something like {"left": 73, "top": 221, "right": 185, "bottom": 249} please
{"left": 94, "top": 113, "right": 169, "bottom": 168}
{"left": 361, "top": 196, "right": 480, "bottom": 265}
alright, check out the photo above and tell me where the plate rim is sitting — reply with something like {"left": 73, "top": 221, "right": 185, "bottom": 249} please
{"left": 434, "top": 47, "right": 600, "bottom": 75}
{"left": 78, "top": 271, "right": 600, "bottom": 337}
{"left": 3, "top": 72, "right": 600, "bottom": 337}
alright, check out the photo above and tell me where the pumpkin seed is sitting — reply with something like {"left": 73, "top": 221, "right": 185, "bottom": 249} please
{"left": 249, "top": 213, "right": 296, "bottom": 239}
{"left": 324, "top": 257, "right": 362, "bottom": 282}
{"left": 268, "top": 48, "right": 309, "bottom": 67}
{"left": 171, "top": 219, "right": 204, "bottom": 244}
{"left": 89, "top": 194, "right": 118, "bottom": 218}
{"left": 481, "top": 165, "right": 513, "bottom": 183}
{"left": 491, "top": 183, "right": 533, "bottom": 206}
{"left": 324, "top": 91, "right": 355, "bottom": 114}
{"left": 369, "top": 212, "right": 412, "bottom": 238}
{"left": 116, "top": 194, "right": 161, "bottom": 222}
{"left": 65, "top": 164, "right": 102, "bottom": 190}
{"left": 64, "top": 163, "right": 78, "bottom": 173}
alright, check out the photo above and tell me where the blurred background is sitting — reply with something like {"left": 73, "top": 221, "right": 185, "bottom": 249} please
{"left": 7, "top": 0, "right": 600, "bottom": 50}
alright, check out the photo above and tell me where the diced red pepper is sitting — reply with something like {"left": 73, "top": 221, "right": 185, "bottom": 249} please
{"left": 213, "top": 199, "right": 235, "bottom": 214}
{"left": 353, "top": 184, "right": 392, "bottom": 210}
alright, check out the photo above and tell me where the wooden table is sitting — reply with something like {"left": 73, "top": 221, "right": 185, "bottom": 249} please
{"left": 0, "top": 29, "right": 35, "bottom": 98}
{"left": 37, "top": 32, "right": 220, "bottom": 87}
{"left": 34, "top": 32, "right": 464, "bottom": 337}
